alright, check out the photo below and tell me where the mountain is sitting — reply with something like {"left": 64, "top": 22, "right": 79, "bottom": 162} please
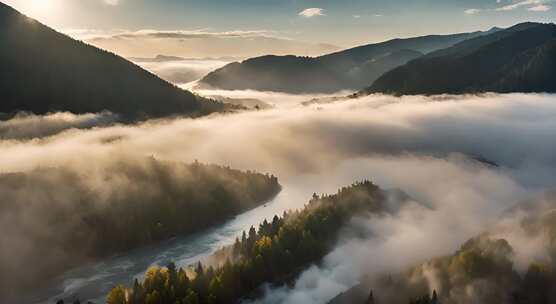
{"left": 364, "top": 22, "right": 556, "bottom": 95}
{"left": 0, "top": 3, "right": 225, "bottom": 120}
{"left": 207, "top": 95, "right": 272, "bottom": 109}
{"left": 197, "top": 30, "right": 497, "bottom": 94}
{"left": 128, "top": 54, "right": 186, "bottom": 62}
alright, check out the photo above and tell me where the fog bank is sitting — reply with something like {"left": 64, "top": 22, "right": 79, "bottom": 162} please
{"left": 132, "top": 59, "right": 230, "bottom": 85}
{"left": 0, "top": 111, "right": 118, "bottom": 140}
{"left": 1, "top": 93, "right": 556, "bottom": 303}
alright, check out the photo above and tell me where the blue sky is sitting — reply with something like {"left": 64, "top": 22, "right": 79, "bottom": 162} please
{"left": 4, "top": 0, "right": 555, "bottom": 48}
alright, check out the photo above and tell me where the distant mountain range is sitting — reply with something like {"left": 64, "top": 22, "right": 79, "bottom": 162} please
{"left": 197, "top": 29, "right": 498, "bottom": 94}
{"left": 207, "top": 95, "right": 272, "bottom": 110}
{"left": 128, "top": 55, "right": 240, "bottom": 63}
{"left": 363, "top": 22, "right": 556, "bottom": 95}
{"left": 0, "top": 3, "right": 225, "bottom": 120}
{"left": 128, "top": 54, "right": 187, "bottom": 62}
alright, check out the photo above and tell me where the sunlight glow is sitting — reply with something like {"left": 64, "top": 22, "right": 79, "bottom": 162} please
{"left": 3, "top": 0, "right": 62, "bottom": 26}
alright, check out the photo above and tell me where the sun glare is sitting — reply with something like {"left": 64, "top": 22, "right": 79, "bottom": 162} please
{"left": 25, "top": 0, "right": 49, "bottom": 10}
{"left": 28, "top": 0, "right": 56, "bottom": 15}
{"left": 4, "top": 0, "right": 61, "bottom": 25}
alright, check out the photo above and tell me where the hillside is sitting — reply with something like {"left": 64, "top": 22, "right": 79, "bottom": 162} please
{"left": 0, "top": 3, "right": 224, "bottom": 120}
{"left": 102, "top": 181, "right": 411, "bottom": 304}
{"left": 0, "top": 158, "right": 280, "bottom": 299}
{"left": 197, "top": 30, "right": 496, "bottom": 94}
{"left": 329, "top": 194, "right": 556, "bottom": 304}
{"left": 364, "top": 22, "right": 556, "bottom": 95}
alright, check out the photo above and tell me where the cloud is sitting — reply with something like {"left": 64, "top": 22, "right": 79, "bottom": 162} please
{"left": 3, "top": 91, "right": 556, "bottom": 302}
{"left": 66, "top": 28, "right": 339, "bottom": 58}
{"left": 528, "top": 3, "right": 551, "bottom": 11}
{"left": 464, "top": 8, "right": 482, "bottom": 15}
{"left": 299, "top": 8, "right": 326, "bottom": 18}
{"left": 0, "top": 112, "right": 118, "bottom": 140}
{"left": 352, "top": 14, "right": 382, "bottom": 19}
{"left": 251, "top": 154, "right": 530, "bottom": 304}
{"left": 465, "top": 0, "right": 551, "bottom": 14}
{"left": 3, "top": 93, "right": 556, "bottom": 184}
{"left": 496, "top": 0, "right": 550, "bottom": 11}
{"left": 64, "top": 29, "right": 284, "bottom": 42}
{"left": 131, "top": 58, "right": 232, "bottom": 85}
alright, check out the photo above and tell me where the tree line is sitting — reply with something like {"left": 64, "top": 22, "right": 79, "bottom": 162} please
{"left": 1, "top": 158, "right": 280, "bottom": 295}
{"left": 104, "top": 181, "right": 389, "bottom": 304}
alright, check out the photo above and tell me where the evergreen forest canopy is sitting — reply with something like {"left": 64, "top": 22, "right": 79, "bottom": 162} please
{"left": 102, "top": 181, "right": 403, "bottom": 304}
{"left": 0, "top": 3, "right": 227, "bottom": 121}
{"left": 0, "top": 158, "right": 280, "bottom": 297}
{"left": 364, "top": 22, "right": 556, "bottom": 95}
{"left": 329, "top": 197, "right": 556, "bottom": 304}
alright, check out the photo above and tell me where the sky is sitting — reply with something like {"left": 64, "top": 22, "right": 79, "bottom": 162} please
{"left": 3, "top": 0, "right": 555, "bottom": 57}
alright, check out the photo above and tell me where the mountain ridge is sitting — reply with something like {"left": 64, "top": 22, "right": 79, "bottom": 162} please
{"left": 198, "top": 29, "right": 497, "bottom": 94}
{"left": 363, "top": 22, "right": 556, "bottom": 95}
{"left": 0, "top": 3, "right": 225, "bottom": 120}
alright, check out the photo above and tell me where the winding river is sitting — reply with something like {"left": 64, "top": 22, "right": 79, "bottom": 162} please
{"left": 30, "top": 184, "right": 307, "bottom": 304}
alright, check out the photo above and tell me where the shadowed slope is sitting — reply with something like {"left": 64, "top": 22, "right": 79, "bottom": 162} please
{"left": 0, "top": 3, "right": 225, "bottom": 120}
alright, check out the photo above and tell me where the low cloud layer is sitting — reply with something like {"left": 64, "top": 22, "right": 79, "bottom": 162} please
{"left": 1, "top": 92, "right": 556, "bottom": 303}
{"left": 251, "top": 155, "right": 529, "bottom": 304}
{"left": 71, "top": 29, "right": 339, "bottom": 59}
{"left": 0, "top": 112, "right": 118, "bottom": 140}
{"left": 2, "top": 92, "right": 556, "bottom": 186}
{"left": 132, "top": 58, "right": 231, "bottom": 85}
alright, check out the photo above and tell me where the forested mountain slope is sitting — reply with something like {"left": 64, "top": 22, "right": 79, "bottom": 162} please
{"left": 198, "top": 30, "right": 496, "bottom": 94}
{"left": 0, "top": 158, "right": 280, "bottom": 298}
{"left": 0, "top": 3, "right": 225, "bottom": 120}
{"left": 364, "top": 22, "right": 556, "bottom": 95}
{"left": 329, "top": 194, "right": 556, "bottom": 304}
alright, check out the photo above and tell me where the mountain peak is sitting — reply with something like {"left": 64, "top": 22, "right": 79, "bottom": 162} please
{"left": 0, "top": 3, "right": 225, "bottom": 119}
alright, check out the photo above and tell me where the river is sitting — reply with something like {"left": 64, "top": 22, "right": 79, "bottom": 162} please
{"left": 29, "top": 184, "right": 307, "bottom": 304}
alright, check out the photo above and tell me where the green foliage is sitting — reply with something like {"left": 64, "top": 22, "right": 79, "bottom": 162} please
{"left": 382, "top": 235, "right": 556, "bottom": 304}
{"left": 0, "top": 3, "right": 226, "bottom": 120}
{"left": 107, "top": 285, "right": 127, "bottom": 304}
{"left": 83, "top": 160, "right": 281, "bottom": 256}
{"left": 106, "top": 181, "right": 387, "bottom": 304}
{"left": 0, "top": 158, "right": 280, "bottom": 293}
{"left": 452, "top": 238, "right": 514, "bottom": 280}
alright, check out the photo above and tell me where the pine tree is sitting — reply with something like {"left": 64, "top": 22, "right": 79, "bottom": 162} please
{"left": 432, "top": 290, "right": 438, "bottom": 304}
{"left": 107, "top": 285, "right": 127, "bottom": 304}
{"left": 366, "top": 289, "right": 375, "bottom": 304}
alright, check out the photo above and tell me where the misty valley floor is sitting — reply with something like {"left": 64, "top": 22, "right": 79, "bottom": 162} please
{"left": 3, "top": 92, "right": 556, "bottom": 304}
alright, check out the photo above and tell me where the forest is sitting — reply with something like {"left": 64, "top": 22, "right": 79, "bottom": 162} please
{"left": 331, "top": 203, "right": 556, "bottom": 304}
{"left": 102, "top": 181, "right": 394, "bottom": 304}
{"left": 0, "top": 158, "right": 280, "bottom": 295}
{"left": 360, "top": 237, "right": 556, "bottom": 304}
